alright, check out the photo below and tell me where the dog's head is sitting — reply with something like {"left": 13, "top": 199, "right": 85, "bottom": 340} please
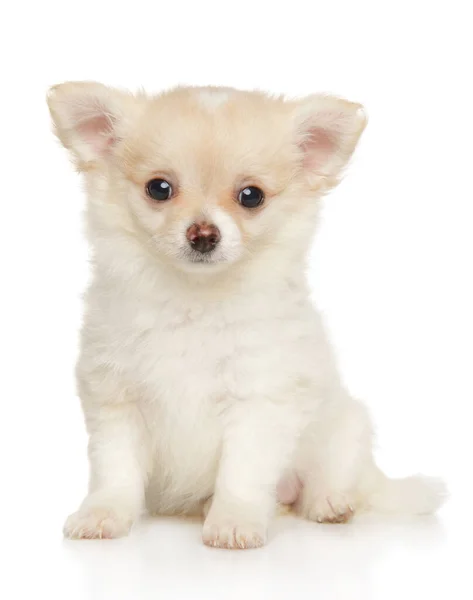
{"left": 48, "top": 82, "right": 366, "bottom": 275}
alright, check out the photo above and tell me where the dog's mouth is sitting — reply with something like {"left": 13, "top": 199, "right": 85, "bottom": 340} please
{"left": 166, "top": 237, "right": 242, "bottom": 272}
{"left": 178, "top": 247, "right": 228, "bottom": 268}
{"left": 187, "top": 253, "right": 224, "bottom": 265}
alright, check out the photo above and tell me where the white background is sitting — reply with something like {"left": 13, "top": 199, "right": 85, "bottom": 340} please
{"left": 2, "top": 1, "right": 472, "bottom": 598}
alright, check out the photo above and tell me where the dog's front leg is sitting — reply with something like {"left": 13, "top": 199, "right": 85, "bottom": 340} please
{"left": 64, "top": 377, "right": 151, "bottom": 539}
{"left": 203, "top": 398, "right": 299, "bottom": 549}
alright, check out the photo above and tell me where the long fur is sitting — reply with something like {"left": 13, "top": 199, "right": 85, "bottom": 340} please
{"left": 48, "top": 82, "right": 446, "bottom": 548}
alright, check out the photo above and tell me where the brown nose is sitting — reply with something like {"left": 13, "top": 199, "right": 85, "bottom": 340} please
{"left": 186, "top": 222, "right": 221, "bottom": 254}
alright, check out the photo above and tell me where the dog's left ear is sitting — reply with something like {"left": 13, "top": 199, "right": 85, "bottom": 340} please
{"left": 47, "top": 81, "right": 139, "bottom": 168}
{"left": 294, "top": 95, "right": 367, "bottom": 184}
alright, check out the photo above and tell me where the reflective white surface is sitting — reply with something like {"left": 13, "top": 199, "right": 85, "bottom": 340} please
{"left": 7, "top": 499, "right": 469, "bottom": 600}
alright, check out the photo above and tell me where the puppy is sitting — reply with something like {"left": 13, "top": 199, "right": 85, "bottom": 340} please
{"left": 48, "top": 82, "right": 445, "bottom": 549}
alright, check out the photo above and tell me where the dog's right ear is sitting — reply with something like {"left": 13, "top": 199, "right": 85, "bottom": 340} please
{"left": 292, "top": 94, "right": 367, "bottom": 189}
{"left": 47, "top": 81, "right": 138, "bottom": 168}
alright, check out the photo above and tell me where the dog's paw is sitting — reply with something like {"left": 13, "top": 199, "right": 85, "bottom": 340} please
{"left": 202, "top": 517, "right": 267, "bottom": 549}
{"left": 298, "top": 492, "right": 355, "bottom": 524}
{"left": 63, "top": 507, "right": 132, "bottom": 540}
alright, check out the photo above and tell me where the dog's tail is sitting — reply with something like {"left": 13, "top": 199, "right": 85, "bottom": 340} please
{"left": 361, "top": 465, "right": 447, "bottom": 515}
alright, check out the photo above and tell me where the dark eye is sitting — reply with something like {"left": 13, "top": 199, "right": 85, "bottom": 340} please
{"left": 238, "top": 186, "right": 264, "bottom": 208}
{"left": 146, "top": 178, "right": 173, "bottom": 201}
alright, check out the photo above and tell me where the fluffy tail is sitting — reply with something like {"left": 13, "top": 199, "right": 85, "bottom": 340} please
{"left": 363, "top": 467, "right": 448, "bottom": 515}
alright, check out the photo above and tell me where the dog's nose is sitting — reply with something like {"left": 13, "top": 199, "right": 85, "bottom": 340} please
{"left": 186, "top": 222, "right": 221, "bottom": 254}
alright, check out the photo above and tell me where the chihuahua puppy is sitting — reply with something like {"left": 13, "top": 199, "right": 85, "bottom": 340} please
{"left": 48, "top": 82, "right": 445, "bottom": 549}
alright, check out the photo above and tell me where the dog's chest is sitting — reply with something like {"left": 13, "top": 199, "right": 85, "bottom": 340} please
{"left": 119, "top": 296, "right": 298, "bottom": 401}
{"left": 129, "top": 307, "right": 240, "bottom": 401}
{"left": 107, "top": 288, "right": 318, "bottom": 417}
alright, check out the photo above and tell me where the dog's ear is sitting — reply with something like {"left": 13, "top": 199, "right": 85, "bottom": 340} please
{"left": 47, "top": 81, "right": 138, "bottom": 167}
{"left": 293, "top": 94, "right": 367, "bottom": 185}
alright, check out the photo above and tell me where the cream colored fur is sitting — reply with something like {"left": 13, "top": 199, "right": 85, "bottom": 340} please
{"left": 48, "top": 82, "right": 446, "bottom": 549}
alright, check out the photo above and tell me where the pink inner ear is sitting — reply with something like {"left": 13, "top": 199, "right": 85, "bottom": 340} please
{"left": 300, "top": 126, "right": 338, "bottom": 172}
{"left": 76, "top": 113, "right": 116, "bottom": 156}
